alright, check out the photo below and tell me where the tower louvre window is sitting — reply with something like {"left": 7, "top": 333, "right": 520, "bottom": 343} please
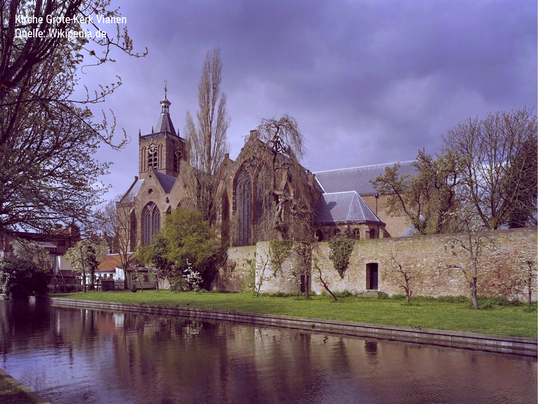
{"left": 148, "top": 144, "right": 158, "bottom": 170}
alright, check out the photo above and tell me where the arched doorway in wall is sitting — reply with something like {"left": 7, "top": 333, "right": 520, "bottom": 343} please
{"left": 235, "top": 167, "right": 252, "bottom": 246}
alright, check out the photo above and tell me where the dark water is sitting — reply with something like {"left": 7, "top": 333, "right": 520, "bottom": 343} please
{"left": 0, "top": 300, "right": 536, "bottom": 404}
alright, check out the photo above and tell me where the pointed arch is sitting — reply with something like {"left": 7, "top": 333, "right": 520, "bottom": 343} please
{"left": 141, "top": 146, "right": 147, "bottom": 171}
{"left": 235, "top": 166, "right": 252, "bottom": 246}
{"left": 158, "top": 144, "right": 163, "bottom": 170}
{"left": 130, "top": 209, "right": 137, "bottom": 251}
{"left": 255, "top": 163, "right": 272, "bottom": 225}
{"left": 148, "top": 144, "right": 158, "bottom": 170}
{"left": 142, "top": 202, "right": 160, "bottom": 245}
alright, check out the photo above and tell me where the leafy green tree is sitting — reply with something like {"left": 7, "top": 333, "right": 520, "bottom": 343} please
{"left": 0, "top": 0, "right": 145, "bottom": 233}
{"left": 64, "top": 235, "right": 108, "bottom": 291}
{"left": 11, "top": 238, "right": 52, "bottom": 269}
{"left": 328, "top": 237, "right": 355, "bottom": 279}
{"left": 0, "top": 258, "right": 52, "bottom": 300}
{"left": 136, "top": 233, "right": 177, "bottom": 288}
{"left": 137, "top": 207, "right": 224, "bottom": 290}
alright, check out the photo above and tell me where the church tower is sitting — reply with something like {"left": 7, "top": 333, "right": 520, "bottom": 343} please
{"left": 139, "top": 88, "right": 186, "bottom": 179}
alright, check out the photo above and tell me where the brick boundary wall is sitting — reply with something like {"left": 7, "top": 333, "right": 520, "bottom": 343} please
{"left": 222, "top": 228, "right": 537, "bottom": 301}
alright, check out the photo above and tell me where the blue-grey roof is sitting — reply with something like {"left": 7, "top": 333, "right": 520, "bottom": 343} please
{"left": 154, "top": 171, "right": 176, "bottom": 193}
{"left": 315, "top": 191, "right": 383, "bottom": 225}
{"left": 314, "top": 160, "right": 417, "bottom": 195}
{"left": 155, "top": 112, "right": 176, "bottom": 135}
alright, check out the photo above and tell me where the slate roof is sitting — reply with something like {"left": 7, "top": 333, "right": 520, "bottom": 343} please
{"left": 155, "top": 111, "right": 176, "bottom": 135}
{"left": 314, "top": 160, "right": 417, "bottom": 195}
{"left": 120, "top": 178, "right": 144, "bottom": 204}
{"left": 315, "top": 191, "right": 383, "bottom": 225}
{"left": 154, "top": 171, "right": 177, "bottom": 193}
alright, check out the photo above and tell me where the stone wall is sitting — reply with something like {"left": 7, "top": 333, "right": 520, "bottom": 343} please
{"left": 215, "top": 245, "right": 257, "bottom": 292}
{"left": 220, "top": 228, "right": 537, "bottom": 301}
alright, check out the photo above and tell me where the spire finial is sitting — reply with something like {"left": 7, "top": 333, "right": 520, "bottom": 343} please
{"left": 164, "top": 79, "right": 168, "bottom": 100}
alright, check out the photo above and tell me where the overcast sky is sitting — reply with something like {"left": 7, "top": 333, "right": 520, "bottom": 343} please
{"left": 81, "top": 0, "right": 537, "bottom": 200}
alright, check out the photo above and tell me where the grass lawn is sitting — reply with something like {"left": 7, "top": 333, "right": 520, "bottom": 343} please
{"left": 0, "top": 376, "right": 35, "bottom": 404}
{"left": 52, "top": 291, "right": 537, "bottom": 338}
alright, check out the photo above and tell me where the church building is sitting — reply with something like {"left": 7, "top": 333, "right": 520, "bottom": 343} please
{"left": 119, "top": 94, "right": 413, "bottom": 251}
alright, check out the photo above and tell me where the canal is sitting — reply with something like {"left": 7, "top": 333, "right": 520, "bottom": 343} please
{"left": 1, "top": 300, "right": 536, "bottom": 404}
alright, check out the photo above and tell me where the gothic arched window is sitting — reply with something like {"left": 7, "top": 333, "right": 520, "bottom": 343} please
{"left": 235, "top": 167, "right": 252, "bottom": 246}
{"left": 148, "top": 144, "right": 158, "bottom": 170}
{"left": 142, "top": 202, "right": 160, "bottom": 245}
{"left": 255, "top": 164, "right": 272, "bottom": 226}
{"left": 130, "top": 210, "right": 137, "bottom": 252}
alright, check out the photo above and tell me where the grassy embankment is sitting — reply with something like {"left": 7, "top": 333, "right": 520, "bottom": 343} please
{"left": 0, "top": 377, "right": 36, "bottom": 404}
{"left": 52, "top": 291, "right": 537, "bottom": 338}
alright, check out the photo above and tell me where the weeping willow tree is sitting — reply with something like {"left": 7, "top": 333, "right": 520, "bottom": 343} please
{"left": 256, "top": 115, "right": 318, "bottom": 298}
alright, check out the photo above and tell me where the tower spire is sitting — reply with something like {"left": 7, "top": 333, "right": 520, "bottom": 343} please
{"left": 160, "top": 80, "right": 171, "bottom": 116}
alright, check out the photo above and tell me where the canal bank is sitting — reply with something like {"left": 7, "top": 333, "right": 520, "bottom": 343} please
{"left": 48, "top": 297, "right": 537, "bottom": 357}
{"left": 0, "top": 368, "right": 51, "bottom": 404}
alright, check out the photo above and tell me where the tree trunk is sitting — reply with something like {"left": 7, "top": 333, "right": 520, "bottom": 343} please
{"left": 470, "top": 277, "right": 478, "bottom": 308}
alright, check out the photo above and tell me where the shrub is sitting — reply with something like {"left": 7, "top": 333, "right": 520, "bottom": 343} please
{"left": 328, "top": 237, "right": 355, "bottom": 279}
{"left": 436, "top": 295, "right": 469, "bottom": 304}
{"left": 0, "top": 258, "right": 52, "bottom": 301}
{"left": 334, "top": 289, "right": 353, "bottom": 298}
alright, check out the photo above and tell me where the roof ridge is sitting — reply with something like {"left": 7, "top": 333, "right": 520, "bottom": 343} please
{"left": 314, "top": 160, "right": 416, "bottom": 174}
{"left": 322, "top": 190, "right": 358, "bottom": 196}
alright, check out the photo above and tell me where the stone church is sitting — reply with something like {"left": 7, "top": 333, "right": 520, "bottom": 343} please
{"left": 119, "top": 94, "right": 415, "bottom": 250}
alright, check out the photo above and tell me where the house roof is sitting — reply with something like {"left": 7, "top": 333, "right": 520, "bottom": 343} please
{"left": 314, "top": 191, "right": 383, "bottom": 225}
{"left": 314, "top": 160, "right": 417, "bottom": 195}
{"left": 97, "top": 254, "right": 131, "bottom": 272}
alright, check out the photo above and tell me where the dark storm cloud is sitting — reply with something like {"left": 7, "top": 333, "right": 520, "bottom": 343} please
{"left": 89, "top": 0, "right": 536, "bottom": 197}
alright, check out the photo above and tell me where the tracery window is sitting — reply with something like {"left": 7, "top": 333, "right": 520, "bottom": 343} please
{"left": 255, "top": 164, "right": 272, "bottom": 225}
{"left": 148, "top": 144, "right": 158, "bottom": 170}
{"left": 130, "top": 210, "right": 137, "bottom": 251}
{"left": 235, "top": 167, "right": 252, "bottom": 246}
{"left": 142, "top": 202, "right": 161, "bottom": 245}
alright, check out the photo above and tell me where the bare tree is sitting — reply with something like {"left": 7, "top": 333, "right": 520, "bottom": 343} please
{"left": 95, "top": 195, "right": 134, "bottom": 288}
{"left": 313, "top": 256, "right": 338, "bottom": 302}
{"left": 0, "top": 0, "right": 146, "bottom": 234}
{"left": 388, "top": 253, "right": 423, "bottom": 305}
{"left": 372, "top": 150, "right": 460, "bottom": 234}
{"left": 185, "top": 48, "right": 230, "bottom": 227}
{"left": 442, "top": 107, "right": 537, "bottom": 230}
{"left": 444, "top": 207, "right": 495, "bottom": 308}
